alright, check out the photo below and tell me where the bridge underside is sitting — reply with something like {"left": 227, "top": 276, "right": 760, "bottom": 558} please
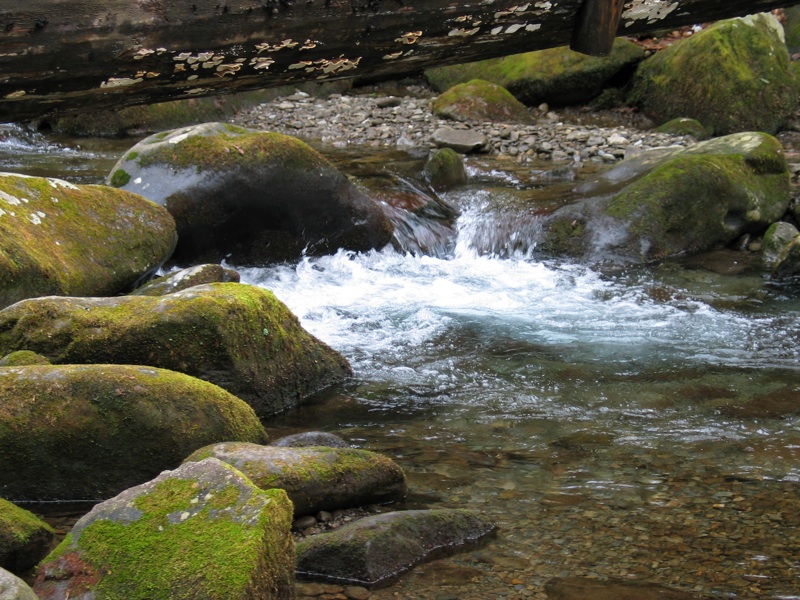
{"left": 0, "top": 0, "right": 797, "bottom": 122}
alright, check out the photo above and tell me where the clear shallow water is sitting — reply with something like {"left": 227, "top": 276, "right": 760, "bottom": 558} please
{"left": 3, "top": 127, "right": 800, "bottom": 598}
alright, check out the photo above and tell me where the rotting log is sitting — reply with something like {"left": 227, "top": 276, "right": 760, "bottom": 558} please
{"left": 0, "top": 0, "right": 797, "bottom": 122}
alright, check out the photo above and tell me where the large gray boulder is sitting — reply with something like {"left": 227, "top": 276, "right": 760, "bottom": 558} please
{"left": 184, "top": 442, "right": 407, "bottom": 517}
{"left": 107, "top": 122, "right": 394, "bottom": 265}
{"left": 629, "top": 13, "right": 799, "bottom": 135}
{"left": 0, "top": 282, "right": 352, "bottom": 418}
{"left": 0, "top": 364, "right": 267, "bottom": 501}
{"left": 0, "top": 568, "right": 38, "bottom": 600}
{"left": 537, "top": 132, "right": 791, "bottom": 264}
{"left": 0, "top": 173, "right": 176, "bottom": 309}
{"left": 296, "top": 509, "right": 495, "bottom": 587}
{"left": 34, "top": 459, "right": 295, "bottom": 600}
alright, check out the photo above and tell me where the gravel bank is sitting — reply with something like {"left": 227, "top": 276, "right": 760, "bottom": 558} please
{"left": 233, "top": 85, "right": 695, "bottom": 164}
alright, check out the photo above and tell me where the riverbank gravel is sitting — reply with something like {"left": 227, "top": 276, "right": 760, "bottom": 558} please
{"left": 233, "top": 85, "right": 695, "bottom": 164}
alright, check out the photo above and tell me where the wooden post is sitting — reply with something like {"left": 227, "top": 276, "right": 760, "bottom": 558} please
{"left": 570, "top": 0, "right": 626, "bottom": 56}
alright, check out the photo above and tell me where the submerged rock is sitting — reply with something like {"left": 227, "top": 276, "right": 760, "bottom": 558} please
{"left": 544, "top": 576, "right": 699, "bottom": 599}
{"left": 537, "top": 132, "right": 791, "bottom": 263}
{"left": 0, "top": 282, "right": 352, "bottom": 417}
{"left": 425, "top": 39, "right": 644, "bottom": 107}
{"left": 0, "top": 173, "right": 176, "bottom": 310}
{"left": 184, "top": 442, "right": 407, "bottom": 517}
{"left": 0, "top": 567, "right": 38, "bottom": 600}
{"left": 107, "top": 122, "right": 393, "bottom": 265}
{"left": 34, "top": 458, "right": 295, "bottom": 600}
{"left": 0, "top": 364, "right": 267, "bottom": 501}
{"left": 629, "top": 13, "right": 799, "bottom": 135}
{"left": 295, "top": 509, "right": 495, "bottom": 587}
{"left": 131, "top": 264, "right": 240, "bottom": 296}
{"left": 0, "top": 498, "right": 54, "bottom": 573}
{"left": 432, "top": 79, "right": 531, "bottom": 124}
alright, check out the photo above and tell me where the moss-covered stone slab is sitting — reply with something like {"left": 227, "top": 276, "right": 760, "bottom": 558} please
{"left": 131, "top": 264, "right": 240, "bottom": 296}
{"left": 0, "top": 498, "right": 54, "bottom": 573}
{"left": 0, "top": 173, "right": 176, "bottom": 310}
{"left": 537, "top": 132, "right": 791, "bottom": 263}
{"left": 629, "top": 13, "right": 799, "bottom": 135}
{"left": 432, "top": 80, "right": 532, "bottom": 124}
{"left": 0, "top": 364, "right": 268, "bottom": 501}
{"left": 185, "top": 442, "right": 406, "bottom": 517}
{"left": 296, "top": 509, "right": 495, "bottom": 588}
{"left": 106, "top": 122, "right": 393, "bottom": 265}
{"left": 425, "top": 38, "right": 644, "bottom": 107}
{"left": 0, "top": 282, "right": 352, "bottom": 418}
{"left": 0, "top": 567, "right": 38, "bottom": 600}
{"left": 34, "top": 458, "right": 295, "bottom": 600}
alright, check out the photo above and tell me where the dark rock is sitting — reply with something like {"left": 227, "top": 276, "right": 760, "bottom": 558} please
{"left": 106, "top": 122, "right": 393, "bottom": 265}
{"left": 184, "top": 442, "right": 407, "bottom": 517}
{"left": 296, "top": 509, "right": 495, "bottom": 587}
{"left": 0, "top": 499, "right": 54, "bottom": 573}
{"left": 0, "top": 364, "right": 267, "bottom": 501}
{"left": 762, "top": 221, "right": 799, "bottom": 269}
{"left": 0, "top": 282, "right": 352, "bottom": 418}
{"left": 0, "top": 173, "right": 176, "bottom": 310}
{"left": 33, "top": 458, "right": 295, "bottom": 600}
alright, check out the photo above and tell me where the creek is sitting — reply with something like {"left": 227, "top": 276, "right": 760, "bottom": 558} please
{"left": 2, "top": 123, "right": 799, "bottom": 599}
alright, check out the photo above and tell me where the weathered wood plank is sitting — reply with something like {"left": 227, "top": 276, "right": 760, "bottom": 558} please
{"left": 0, "top": 0, "right": 796, "bottom": 122}
{"left": 571, "top": 0, "right": 626, "bottom": 55}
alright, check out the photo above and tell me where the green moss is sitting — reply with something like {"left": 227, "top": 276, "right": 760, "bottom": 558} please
{"left": 125, "top": 151, "right": 139, "bottom": 162}
{"left": 629, "top": 14, "right": 799, "bottom": 135}
{"left": 47, "top": 475, "right": 291, "bottom": 599}
{"left": 0, "top": 498, "right": 53, "bottom": 550}
{"left": 109, "top": 169, "right": 131, "bottom": 188}
{"left": 0, "top": 350, "right": 51, "bottom": 366}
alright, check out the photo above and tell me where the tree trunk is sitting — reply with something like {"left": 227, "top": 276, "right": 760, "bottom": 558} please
{"left": 0, "top": 0, "right": 795, "bottom": 122}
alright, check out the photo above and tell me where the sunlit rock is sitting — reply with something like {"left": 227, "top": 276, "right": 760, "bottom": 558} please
{"left": 0, "top": 283, "right": 352, "bottom": 418}
{"left": 0, "top": 173, "right": 176, "bottom": 310}
{"left": 184, "top": 442, "right": 406, "bottom": 517}
{"left": 0, "top": 364, "right": 267, "bottom": 501}
{"left": 33, "top": 459, "right": 295, "bottom": 599}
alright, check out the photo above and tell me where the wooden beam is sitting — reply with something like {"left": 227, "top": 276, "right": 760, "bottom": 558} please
{"left": 570, "top": 0, "right": 626, "bottom": 56}
{"left": 0, "top": 0, "right": 797, "bottom": 122}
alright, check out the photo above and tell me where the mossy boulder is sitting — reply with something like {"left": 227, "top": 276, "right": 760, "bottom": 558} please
{"left": 762, "top": 221, "right": 799, "bottom": 269}
{"left": 34, "top": 458, "right": 295, "bottom": 600}
{"left": 0, "top": 364, "right": 268, "bottom": 501}
{"left": 432, "top": 80, "right": 531, "bottom": 124}
{"left": 0, "top": 498, "right": 54, "bottom": 573}
{"left": 629, "top": 13, "right": 799, "bottom": 135}
{"left": 296, "top": 509, "right": 495, "bottom": 587}
{"left": 772, "top": 235, "right": 800, "bottom": 279}
{"left": 106, "top": 122, "right": 393, "bottom": 265}
{"left": 0, "top": 351, "right": 49, "bottom": 367}
{"left": 0, "top": 567, "right": 38, "bottom": 600}
{"left": 537, "top": 132, "right": 791, "bottom": 263}
{"left": 0, "top": 173, "right": 176, "bottom": 310}
{"left": 0, "top": 282, "right": 352, "bottom": 418}
{"left": 131, "top": 264, "right": 240, "bottom": 296}
{"left": 184, "top": 442, "right": 407, "bottom": 517}
{"left": 423, "top": 148, "right": 467, "bottom": 191}
{"left": 425, "top": 38, "right": 644, "bottom": 106}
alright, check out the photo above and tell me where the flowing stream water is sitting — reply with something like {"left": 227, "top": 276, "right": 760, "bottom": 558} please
{"left": 2, "top": 124, "right": 799, "bottom": 599}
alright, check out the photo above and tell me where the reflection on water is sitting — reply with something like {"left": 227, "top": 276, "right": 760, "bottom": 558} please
{"left": 3, "top": 125, "right": 799, "bottom": 598}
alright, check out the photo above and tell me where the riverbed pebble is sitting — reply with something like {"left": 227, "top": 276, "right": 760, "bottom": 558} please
{"left": 233, "top": 87, "right": 694, "bottom": 163}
